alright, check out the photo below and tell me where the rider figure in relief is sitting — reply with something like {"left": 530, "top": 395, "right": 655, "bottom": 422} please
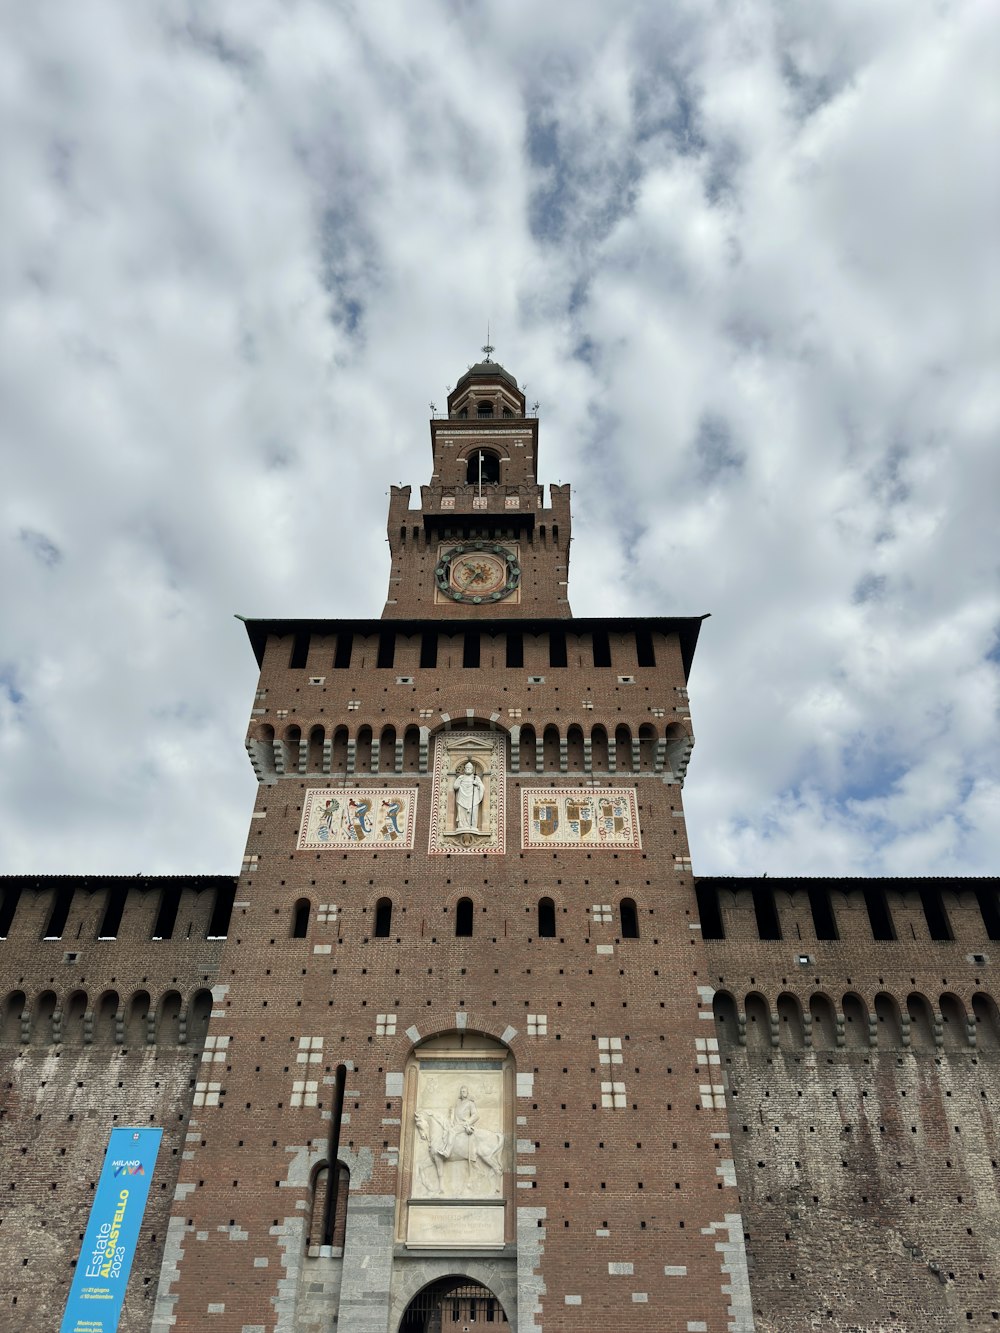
{"left": 453, "top": 762, "right": 484, "bottom": 831}
{"left": 443, "top": 1086, "right": 479, "bottom": 1161}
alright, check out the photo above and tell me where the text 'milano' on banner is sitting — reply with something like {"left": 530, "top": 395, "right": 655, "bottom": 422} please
{"left": 60, "top": 1126, "right": 162, "bottom": 1333}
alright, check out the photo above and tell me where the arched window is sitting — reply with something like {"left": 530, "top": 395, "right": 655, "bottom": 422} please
{"left": 374, "top": 897, "right": 392, "bottom": 938}
{"left": 476, "top": 400, "right": 494, "bottom": 418}
{"left": 466, "top": 449, "right": 500, "bottom": 484}
{"left": 292, "top": 899, "right": 311, "bottom": 939}
{"left": 619, "top": 898, "right": 639, "bottom": 939}
{"left": 615, "top": 724, "right": 632, "bottom": 771}
{"left": 455, "top": 898, "right": 474, "bottom": 937}
{"left": 538, "top": 898, "right": 556, "bottom": 938}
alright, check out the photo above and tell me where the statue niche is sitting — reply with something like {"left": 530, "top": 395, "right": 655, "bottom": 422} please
{"left": 429, "top": 730, "right": 506, "bottom": 854}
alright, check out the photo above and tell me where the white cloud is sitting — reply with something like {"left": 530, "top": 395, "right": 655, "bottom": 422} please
{"left": 0, "top": 0, "right": 997, "bottom": 876}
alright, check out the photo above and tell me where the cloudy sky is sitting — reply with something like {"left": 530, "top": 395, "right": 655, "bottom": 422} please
{"left": 2, "top": 0, "right": 998, "bottom": 878}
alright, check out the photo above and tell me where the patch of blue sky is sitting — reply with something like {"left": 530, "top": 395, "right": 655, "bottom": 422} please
{"left": 0, "top": 668, "right": 25, "bottom": 708}
{"left": 19, "top": 528, "right": 62, "bottom": 567}
{"left": 631, "top": 66, "right": 705, "bottom": 156}
{"left": 695, "top": 413, "right": 744, "bottom": 484}
{"left": 851, "top": 573, "right": 887, "bottom": 605}
{"left": 985, "top": 626, "right": 1000, "bottom": 666}
{"left": 835, "top": 756, "right": 909, "bottom": 809}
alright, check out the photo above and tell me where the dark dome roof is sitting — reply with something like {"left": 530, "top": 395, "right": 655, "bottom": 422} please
{"left": 454, "top": 361, "right": 519, "bottom": 391}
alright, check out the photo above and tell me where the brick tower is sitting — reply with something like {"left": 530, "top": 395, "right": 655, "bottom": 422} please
{"left": 151, "top": 352, "right": 750, "bottom": 1333}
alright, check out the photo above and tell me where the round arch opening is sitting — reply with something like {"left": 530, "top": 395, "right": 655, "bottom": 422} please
{"left": 398, "top": 1276, "right": 509, "bottom": 1333}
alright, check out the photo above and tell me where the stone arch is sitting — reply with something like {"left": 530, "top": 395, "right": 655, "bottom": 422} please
{"left": 842, "top": 992, "right": 870, "bottom": 1048}
{"left": 307, "top": 1158, "right": 350, "bottom": 1252}
{"left": 355, "top": 725, "right": 373, "bottom": 773}
{"left": 63, "top": 989, "right": 88, "bottom": 1045}
{"left": 125, "top": 989, "right": 151, "bottom": 1048}
{"left": 874, "top": 992, "right": 904, "bottom": 1048}
{"left": 392, "top": 1270, "right": 517, "bottom": 1333}
{"left": 638, "top": 722, "right": 657, "bottom": 769}
{"left": 939, "top": 992, "right": 968, "bottom": 1049}
{"left": 308, "top": 724, "right": 325, "bottom": 771}
{"left": 380, "top": 725, "right": 397, "bottom": 772}
{"left": 157, "top": 990, "right": 183, "bottom": 1046}
{"left": 188, "top": 988, "right": 213, "bottom": 1048}
{"left": 566, "top": 723, "right": 585, "bottom": 770}
{"left": 331, "top": 726, "right": 349, "bottom": 773}
{"left": 614, "top": 723, "right": 632, "bottom": 771}
{"left": 94, "top": 990, "right": 120, "bottom": 1046}
{"left": 31, "top": 990, "right": 58, "bottom": 1045}
{"left": 542, "top": 724, "right": 560, "bottom": 771}
{"left": 906, "top": 992, "right": 936, "bottom": 1051}
{"left": 663, "top": 721, "right": 691, "bottom": 780}
{"left": 809, "top": 992, "right": 838, "bottom": 1049}
{"left": 745, "top": 992, "right": 771, "bottom": 1052}
{"left": 284, "top": 723, "right": 302, "bottom": 772}
{"left": 1, "top": 990, "right": 26, "bottom": 1044}
{"left": 402, "top": 725, "right": 420, "bottom": 771}
{"left": 713, "top": 990, "right": 740, "bottom": 1049}
{"left": 518, "top": 723, "right": 536, "bottom": 772}
{"left": 972, "top": 993, "right": 1000, "bottom": 1048}
{"left": 591, "top": 724, "right": 609, "bottom": 772}
{"left": 776, "top": 992, "right": 805, "bottom": 1049}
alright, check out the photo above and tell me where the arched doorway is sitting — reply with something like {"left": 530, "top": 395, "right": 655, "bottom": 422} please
{"left": 399, "top": 1277, "right": 508, "bottom": 1332}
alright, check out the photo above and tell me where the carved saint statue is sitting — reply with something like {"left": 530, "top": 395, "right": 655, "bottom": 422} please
{"left": 452, "top": 761, "right": 484, "bottom": 832}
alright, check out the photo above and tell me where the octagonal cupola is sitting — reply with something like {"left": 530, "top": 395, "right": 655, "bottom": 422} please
{"left": 447, "top": 346, "right": 525, "bottom": 420}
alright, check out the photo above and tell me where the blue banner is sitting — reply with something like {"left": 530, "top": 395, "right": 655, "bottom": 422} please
{"left": 60, "top": 1126, "right": 162, "bottom": 1333}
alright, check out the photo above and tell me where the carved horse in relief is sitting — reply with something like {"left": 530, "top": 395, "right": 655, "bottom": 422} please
{"left": 413, "top": 1111, "right": 505, "bottom": 1196}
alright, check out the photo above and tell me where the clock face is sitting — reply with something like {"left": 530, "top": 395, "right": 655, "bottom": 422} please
{"left": 435, "top": 543, "right": 520, "bottom": 604}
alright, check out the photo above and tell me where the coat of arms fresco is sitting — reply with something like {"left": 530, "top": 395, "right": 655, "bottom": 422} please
{"left": 297, "top": 788, "right": 417, "bottom": 851}
{"left": 428, "top": 731, "right": 506, "bottom": 855}
{"left": 520, "top": 787, "right": 641, "bottom": 850}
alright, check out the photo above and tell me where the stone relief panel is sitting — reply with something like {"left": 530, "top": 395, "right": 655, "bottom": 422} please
{"left": 297, "top": 788, "right": 417, "bottom": 850}
{"left": 520, "top": 787, "right": 641, "bottom": 850}
{"left": 428, "top": 732, "right": 506, "bottom": 855}
{"left": 399, "top": 1042, "right": 512, "bottom": 1250}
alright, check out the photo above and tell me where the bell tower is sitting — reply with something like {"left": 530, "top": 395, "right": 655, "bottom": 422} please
{"left": 152, "top": 348, "right": 748, "bottom": 1333}
{"left": 384, "top": 349, "right": 571, "bottom": 619}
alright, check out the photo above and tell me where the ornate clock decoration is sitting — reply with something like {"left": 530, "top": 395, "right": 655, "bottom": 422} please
{"left": 434, "top": 542, "right": 520, "bottom": 605}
